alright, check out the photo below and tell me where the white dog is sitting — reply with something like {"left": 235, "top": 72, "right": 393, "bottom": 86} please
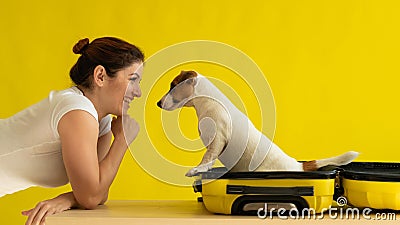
{"left": 157, "top": 71, "right": 358, "bottom": 177}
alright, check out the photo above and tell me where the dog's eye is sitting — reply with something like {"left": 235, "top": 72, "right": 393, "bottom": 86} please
{"left": 172, "top": 98, "right": 180, "bottom": 104}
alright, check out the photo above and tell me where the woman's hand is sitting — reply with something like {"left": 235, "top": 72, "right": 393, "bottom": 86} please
{"left": 111, "top": 115, "right": 140, "bottom": 146}
{"left": 22, "top": 192, "right": 76, "bottom": 225}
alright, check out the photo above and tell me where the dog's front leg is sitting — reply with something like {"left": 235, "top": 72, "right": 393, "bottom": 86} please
{"left": 185, "top": 137, "right": 226, "bottom": 177}
{"left": 185, "top": 160, "right": 216, "bottom": 177}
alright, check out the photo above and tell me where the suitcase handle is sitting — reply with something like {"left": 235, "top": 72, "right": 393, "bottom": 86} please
{"left": 231, "top": 195, "right": 310, "bottom": 215}
{"left": 226, "top": 185, "right": 314, "bottom": 196}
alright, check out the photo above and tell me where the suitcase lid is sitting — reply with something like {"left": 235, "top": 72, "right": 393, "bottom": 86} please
{"left": 341, "top": 162, "right": 400, "bottom": 182}
{"left": 198, "top": 167, "right": 337, "bottom": 180}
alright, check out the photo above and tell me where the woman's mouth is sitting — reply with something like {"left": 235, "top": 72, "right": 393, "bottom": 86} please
{"left": 124, "top": 97, "right": 133, "bottom": 103}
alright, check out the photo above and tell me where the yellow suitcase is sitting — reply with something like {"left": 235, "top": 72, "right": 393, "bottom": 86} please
{"left": 339, "top": 162, "right": 400, "bottom": 210}
{"left": 193, "top": 168, "right": 336, "bottom": 215}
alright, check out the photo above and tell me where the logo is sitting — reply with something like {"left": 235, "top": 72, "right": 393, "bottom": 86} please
{"left": 257, "top": 196, "right": 396, "bottom": 220}
{"left": 336, "top": 196, "right": 348, "bottom": 207}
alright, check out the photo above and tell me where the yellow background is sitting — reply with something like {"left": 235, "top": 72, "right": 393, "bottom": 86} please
{"left": 1, "top": 0, "right": 400, "bottom": 224}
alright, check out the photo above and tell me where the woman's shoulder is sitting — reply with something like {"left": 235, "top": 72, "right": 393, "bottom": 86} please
{"left": 49, "top": 87, "right": 99, "bottom": 124}
{"left": 49, "top": 86, "right": 86, "bottom": 100}
{"left": 50, "top": 87, "right": 92, "bottom": 106}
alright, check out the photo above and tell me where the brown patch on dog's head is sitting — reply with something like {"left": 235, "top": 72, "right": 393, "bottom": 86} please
{"left": 170, "top": 70, "right": 198, "bottom": 91}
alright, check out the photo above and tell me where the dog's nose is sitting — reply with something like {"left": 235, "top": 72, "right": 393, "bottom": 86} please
{"left": 157, "top": 101, "right": 162, "bottom": 108}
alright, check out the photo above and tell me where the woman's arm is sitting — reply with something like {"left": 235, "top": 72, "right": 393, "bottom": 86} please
{"left": 97, "top": 131, "right": 112, "bottom": 162}
{"left": 22, "top": 128, "right": 117, "bottom": 225}
{"left": 58, "top": 110, "right": 139, "bottom": 209}
{"left": 22, "top": 111, "right": 139, "bottom": 225}
{"left": 96, "top": 131, "right": 113, "bottom": 204}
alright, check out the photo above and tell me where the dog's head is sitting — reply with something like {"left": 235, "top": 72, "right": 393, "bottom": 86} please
{"left": 157, "top": 70, "right": 198, "bottom": 111}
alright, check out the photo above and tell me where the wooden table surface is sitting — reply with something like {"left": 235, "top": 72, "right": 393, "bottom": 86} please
{"left": 46, "top": 200, "right": 398, "bottom": 225}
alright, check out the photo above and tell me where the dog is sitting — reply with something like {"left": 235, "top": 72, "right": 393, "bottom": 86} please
{"left": 157, "top": 70, "right": 359, "bottom": 177}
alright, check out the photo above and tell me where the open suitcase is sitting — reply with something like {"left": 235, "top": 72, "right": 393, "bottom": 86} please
{"left": 193, "top": 162, "right": 400, "bottom": 215}
{"left": 339, "top": 162, "right": 400, "bottom": 210}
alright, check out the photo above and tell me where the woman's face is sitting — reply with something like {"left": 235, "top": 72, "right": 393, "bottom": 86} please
{"left": 106, "top": 62, "right": 143, "bottom": 116}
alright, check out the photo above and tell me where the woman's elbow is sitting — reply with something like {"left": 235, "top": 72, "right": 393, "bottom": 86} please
{"left": 99, "top": 193, "right": 108, "bottom": 205}
{"left": 76, "top": 195, "right": 102, "bottom": 210}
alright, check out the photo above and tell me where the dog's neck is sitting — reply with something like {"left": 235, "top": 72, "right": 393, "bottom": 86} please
{"left": 189, "top": 76, "right": 238, "bottom": 118}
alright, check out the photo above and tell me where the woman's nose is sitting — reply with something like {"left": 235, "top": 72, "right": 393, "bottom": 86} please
{"left": 134, "top": 86, "right": 142, "bottom": 98}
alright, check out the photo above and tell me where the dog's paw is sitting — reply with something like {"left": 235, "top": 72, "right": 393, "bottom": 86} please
{"left": 185, "top": 168, "right": 198, "bottom": 177}
{"left": 185, "top": 164, "right": 211, "bottom": 177}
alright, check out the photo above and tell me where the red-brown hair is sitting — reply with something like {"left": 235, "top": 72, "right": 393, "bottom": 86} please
{"left": 69, "top": 37, "right": 144, "bottom": 89}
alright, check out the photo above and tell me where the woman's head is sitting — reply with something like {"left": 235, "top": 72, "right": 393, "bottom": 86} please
{"left": 70, "top": 37, "right": 144, "bottom": 89}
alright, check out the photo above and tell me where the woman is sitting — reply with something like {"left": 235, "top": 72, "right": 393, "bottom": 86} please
{"left": 0, "top": 37, "right": 144, "bottom": 225}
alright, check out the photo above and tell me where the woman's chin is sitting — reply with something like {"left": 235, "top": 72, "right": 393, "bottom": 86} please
{"left": 121, "top": 105, "right": 130, "bottom": 115}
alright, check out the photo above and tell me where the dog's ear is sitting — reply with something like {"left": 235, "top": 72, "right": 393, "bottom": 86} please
{"left": 180, "top": 70, "right": 197, "bottom": 78}
{"left": 178, "top": 70, "right": 197, "bottom": 86}
{"left": 171, "top": 70, "right": 198, "bottom": 89}
{"left": 185, "top": 77, "right": 197, "bottom": 86}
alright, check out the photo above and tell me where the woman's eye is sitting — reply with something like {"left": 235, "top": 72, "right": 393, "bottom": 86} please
{"left": 129, "top": 77, "right": 137, "bottom": 81}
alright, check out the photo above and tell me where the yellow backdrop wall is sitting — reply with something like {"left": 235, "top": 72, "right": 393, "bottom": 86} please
{"left": 1, "top": 0, "right": 400, "bottom": 224}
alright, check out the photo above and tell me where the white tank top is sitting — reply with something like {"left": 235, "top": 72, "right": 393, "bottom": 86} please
{"left": 0, "top": 87, "right": 111, "bottom": 197}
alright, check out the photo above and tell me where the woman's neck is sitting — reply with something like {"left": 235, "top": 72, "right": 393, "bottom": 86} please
{"left": 77, "top": 86, "right": 107, "bottom": 120}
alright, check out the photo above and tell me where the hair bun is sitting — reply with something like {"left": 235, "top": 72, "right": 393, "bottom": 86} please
{"left": 73, "top": 38, "right": 90, "bottom": 54}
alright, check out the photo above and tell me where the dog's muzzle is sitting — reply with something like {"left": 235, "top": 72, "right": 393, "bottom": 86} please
{"left": 157, "top": 100, "right": 162, "bottom": 108}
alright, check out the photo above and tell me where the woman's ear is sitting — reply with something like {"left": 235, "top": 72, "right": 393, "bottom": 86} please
{"left": 93, "top": 65, "right": 106, "bottom": 87}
